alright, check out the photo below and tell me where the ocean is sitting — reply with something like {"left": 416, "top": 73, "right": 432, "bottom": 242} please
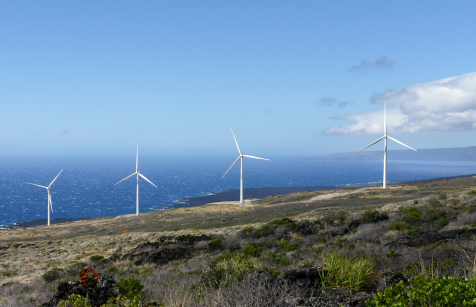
{"left": 1, "top": 155, "right": 476, "bottom": 227}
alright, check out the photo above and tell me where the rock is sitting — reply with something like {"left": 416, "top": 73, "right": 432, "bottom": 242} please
{"left": 41, "top": 266, "right": 119, "bottom": 307}
{"left": 315, "top": 288, "right": 372, "bottom": 307}
{"left": 110, "top": 234, "right": 214, "bottom": 266}
{"left": 283, "top": 265, "right": 324, "bottom": 287}
{"left": 387, "top": 272, "right": 409, "bottom": 287}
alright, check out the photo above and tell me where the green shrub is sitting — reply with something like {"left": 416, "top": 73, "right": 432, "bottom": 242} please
{"left": 277, "top": 240, "right": 299, "bottom": 252}
{"left": 267, "top": 252, "right": 292, "bottom": 266}
{"left": 428, "top": 198, "right": 443, "bottom": 207}
{"left": 117, "top": 276, "right": 145, "bottom": 300}
{"left": 269, "top": 217, "right": 297, "bottom": 227}
{"left": 201, "top": 253, "right": 257, "bottom": 288}
{"left": 325, "top": 211, "right": 348, "bottom": 222}
{"left": 0, "top": 270, "right": 18, "bottom": 277}
{"left": 262, "top": 266, "right": 281, "bottom": 278}
{"left": 89, "top": 255, "right": 105, "bottom": 261}
{"left": 406, "top": 228, "right": 423, "bottom": 236}
{"left": 367, "top": 276, "right": 476, "bottom": 306}
{"left": 242, "top": 242, "right": 264, "bottom": 257}
{"left": 208, "top": 237, "right": 224, "bottom": 248}
{"left": 385, "top": 250, "right": 401, "bottom": 258}
{"left": 106, "top": 266, "right": 119, "bottom": 273}
{"left": 319, "top": 252, "right": 375, "bottom": 294}
{"left": 438, "top": 193, "right": 448, "bottom": 200}
{"left": 43, "top": 267, "right": 64, "bottom": 282}
{"left": 388, "top": 222, "right": 410, "bottom": 231}
{"left": 58, "top": 293, "right": 148, "bottom": 307}
{"left": 398, "top": 207, "right": 422, "bottom": 223}
{"left": 468, "top": 190, "right": 476, "bottom": 195}
{"left": 432, "top": 216, "right": 449, "bottom": 228}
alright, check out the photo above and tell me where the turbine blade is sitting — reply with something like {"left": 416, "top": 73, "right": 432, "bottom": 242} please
{"left": 25, "top": 182, "right": 48, "bottom": 189}
{"left": 138, "top": 173, "right": 157, "bottom": 188}
{"left": 231, "top": 128, "right": 241, "bottom": 154}
{"left": 136, "top": 145, "right": 139, "bottom": 172}
{"left": 48, "top": 169, "right": 63, "bottom": 187}
{"left": 222, "top": 156, "right": 241, "bottom": 179}
{"left": 243, "top": 155, "right": 270, "bottom": 161}
{"left": 387, "top": 136, "right": 417, "bottom": 151}
{"left": 384, "top": 103, "right": 387, "bottom": 135}
{"left": 115, "top": 172, "right": 137, "bottom": 185}
{"left": 356, "top": 136, "right": 385, "bottom": 153}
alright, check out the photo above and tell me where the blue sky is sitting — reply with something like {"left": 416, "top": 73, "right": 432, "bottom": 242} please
{"left": 1, "top": 1, "right": 476, "bottom": 156}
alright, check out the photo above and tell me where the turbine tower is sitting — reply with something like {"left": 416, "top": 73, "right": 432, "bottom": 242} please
{"left": 26, "top": 169, "right": 63, "bottom": 226}
{"left": 222, "top": 128, "right": 270, "bottom": 203}
{"left": 115, "top": 146, "right": 157, "bottom": 215}
{"left": 357, "top": 104, "right": 416, "bottom": 188}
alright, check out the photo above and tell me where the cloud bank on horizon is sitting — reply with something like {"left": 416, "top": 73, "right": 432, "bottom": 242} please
{"left": 325, "top": 72, "right": 476, "bottom": 135}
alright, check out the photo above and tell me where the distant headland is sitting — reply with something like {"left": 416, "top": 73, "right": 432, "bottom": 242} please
{"left": 303, "top": 145, "right": 476, "bottom": 162}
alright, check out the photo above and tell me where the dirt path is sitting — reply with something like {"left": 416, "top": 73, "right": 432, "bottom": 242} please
{"left": 306, "top": 187, "right": 376, "bottom": 202}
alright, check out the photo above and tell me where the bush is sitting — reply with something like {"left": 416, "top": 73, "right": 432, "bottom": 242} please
{"left": 319, "top": 252, "right": 375, "bottom": 294}
{"left": 438, "top": 193, "right": 448, "bottom": 200}
{"left": 385, "top": 250, "right": 401, "bottom": 258}
{"left": 89, "top": 255, "right": 105, "bottom": 261}
{"left": 0, "top": 269, "right": 18, "bottom": 277}
{"left": 201, "top": 253, "right": 258, "bottom": 288}
{"left": 398, "top": 207, "right": 422, "bottom": 223}
{"left": 361, "top": 211, "right": 389, "bottom": 223}
{"left": 117, "top": 276, "right": 145, "bottom": 300}
{"left": 367, "top": 276, "right": 476, "bottom": 306}
{"left": 325, "top": 211, "right": 348, "bottom": 222}
{"left": 242, "top": 242, "right": 264, "bottom": 257}
{"left": 208, "top": 237, "right": 224, "bottom": 248}
{"left": 267, "top": 252, "right": 292, "bottom": 266}
{"left": 269, "top": 218, "right": 297, "bottom": 227}
{"left": 388, "top": 222, "right": 410, "bottom": 231}
{"left": 58, "top": 293, "right": 147, "bottom": 307}
{"left": 43, "top": 267, "right": 64, "bottom": 282}
{"left": 432, "top": 216, "right": 450, "bottom": 228}
{"left": 277, "top": 240, "right": 299, "bottom": 252}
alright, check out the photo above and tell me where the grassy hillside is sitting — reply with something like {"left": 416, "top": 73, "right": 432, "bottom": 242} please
{"left": 2, "top": 175, "right": 476, "bottom": 306}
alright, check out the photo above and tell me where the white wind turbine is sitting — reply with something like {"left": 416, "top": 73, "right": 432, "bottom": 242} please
{"left": 25, "top": 169, "right": 63, "bottom": 226}
{"left": 222, "top": 128, "right": 270, "bottom": 203}
{"left": 357, "top": 104, "right": 417, "bottom": 188}
{"left": 115, "top": 146, "right": 157, "bottom": 215}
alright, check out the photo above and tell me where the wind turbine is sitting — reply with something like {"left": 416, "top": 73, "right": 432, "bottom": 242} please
{"left": 356, "top": 104, "right": 416, "bottom": 188}
{"left": 25, "top": 170, "right": 63, "bottom": 226}
{"left": 222, "top": 128, "right": 270, "bottom": 203}
{"left": 115, "top": 146, "right": 157, "bottom": 215}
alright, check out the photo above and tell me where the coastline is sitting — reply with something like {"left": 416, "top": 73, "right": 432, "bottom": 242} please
{"left": 4, "top": 172, "right": 476, "bottom": 230}
{"left": 1, "top": 217, "right": 91, "bottom": 229}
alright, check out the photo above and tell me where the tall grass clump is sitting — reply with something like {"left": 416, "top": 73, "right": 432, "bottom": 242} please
{"left": 319, "top": 252, "right": 375, "bottom": 294}
{"left": 201, "top": 253, "right": 258, "bottom": 288}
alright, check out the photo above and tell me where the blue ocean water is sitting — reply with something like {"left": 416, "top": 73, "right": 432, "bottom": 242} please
{"left": 1, "top": 155, "right": 476, "bottom": 226}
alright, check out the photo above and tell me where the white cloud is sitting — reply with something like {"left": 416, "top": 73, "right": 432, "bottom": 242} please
{"left": 325, "top": 72, "right": 476, "bottom": 135}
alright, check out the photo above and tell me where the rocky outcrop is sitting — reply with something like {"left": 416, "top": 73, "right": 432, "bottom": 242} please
{"left": 41, "top": 266, "right": 119, "bottom": 307}
{"left": 111, "top": 235, "right": 214, "bottom": 266}
{"left": 386, "top": 228, "right": 476, "bottom": 247}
